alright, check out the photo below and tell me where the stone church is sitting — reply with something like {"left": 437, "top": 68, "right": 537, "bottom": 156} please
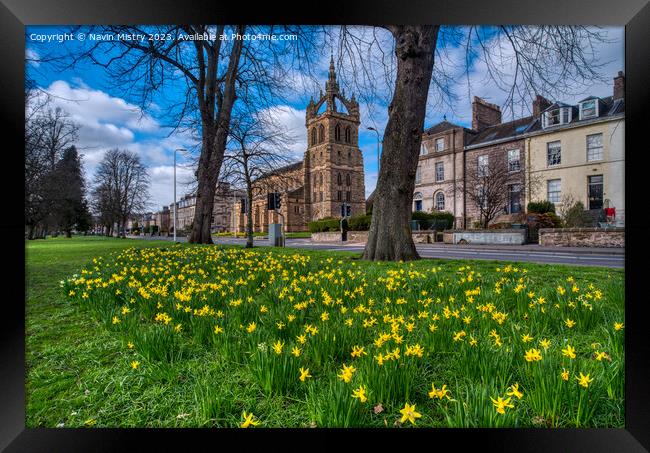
{"left": 233, "top": 58, "right": 366, "bottom": 233}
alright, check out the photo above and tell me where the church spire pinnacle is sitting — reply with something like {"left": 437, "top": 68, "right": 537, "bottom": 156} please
{"left": 328, "top": 53, "right": 336, "bottom": 83}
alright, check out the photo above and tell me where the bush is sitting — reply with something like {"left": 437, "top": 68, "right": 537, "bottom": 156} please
{"left": 488, "top": 222, "right": 512, "bottom": 230}
{"left": 348, "top": 214, "right": 372, "bottom": 231}
{"left": 308, "top": 217, "right": 340, "bottom": 233}
{"left": 563, "top": 202, "right": 595, "bottom": 228}
{"left": 527, "top": 201, "right": 556, "bottom": 214}
{"left": 412, "top": 211, "right": 454, "bottom": 231}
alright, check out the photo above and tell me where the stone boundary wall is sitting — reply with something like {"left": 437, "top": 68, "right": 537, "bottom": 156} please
{"left": 539, "top": 228, "right": 624, "bottom": 248}
{"left": 311, "top": 230, "right": 439, "bottom": 244}
{"left": 443, "top": 229, "right": 527, "bottom": 245}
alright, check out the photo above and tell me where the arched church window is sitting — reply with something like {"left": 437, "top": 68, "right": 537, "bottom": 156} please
{"left": 335, "top": 123, "right": 341, "bottom": 141}
{"left": 345, "top": 126, "right": 351, "bottom": 143}
{"left": 311, "top": 128, "right": 317, "bottom": 146}
{"left": 318, "top": 124, "right": 325, "bottom": 143}
{"left": 337, "top": 173, "right": 342, "bottom": 185}
{"left": 346, "top": 173, "right": 351, "bottom": 186}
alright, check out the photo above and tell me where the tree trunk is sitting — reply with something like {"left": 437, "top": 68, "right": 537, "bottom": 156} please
{"left": 65, "top": 229, "right": 72, "bottom": 238}
{"left": 27, "top": 224, "right": 36, "bottom": 240}
{"left": 189, "top": 26, "right": 245, "bottom": 245}
{"left": 362, "top": 25, "right": 439, "bottom": 262}
{"left": 191, "top": 169, "right": 217, "bottom": 244}
{"left": 246, "top": 182, "right": 254, "bottom": 248}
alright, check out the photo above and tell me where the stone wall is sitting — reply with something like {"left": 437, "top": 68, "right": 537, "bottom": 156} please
{"left": 539, "top": 228, "right": 624, "bottom": 248}
{"left": 446, "top": 229, "right": 527, "bottom": 245}
{"left": 312, "top": 230, "right": 440, "bottom": 244}
{"left": 311, "top": 231, "right": 369, "bottom": 243}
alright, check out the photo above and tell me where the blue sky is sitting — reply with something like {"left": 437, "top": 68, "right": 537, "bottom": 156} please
{"left": 25, "top": 25, "right": 624, "bottom": 211}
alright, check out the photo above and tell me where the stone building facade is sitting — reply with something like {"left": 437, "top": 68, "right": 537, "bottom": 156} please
{"left": 233, "top": 58, "right": 366, "bottom": 233}
{"left": 526, "top": 73, "right": 625, "bottom": 223}
{"left": 414, "top": 71, "right": 625, "bottom": 228}
{"left": 415, "top": 121, "right": 473, "bottom": 228}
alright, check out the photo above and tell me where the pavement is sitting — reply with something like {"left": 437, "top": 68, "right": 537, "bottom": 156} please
{"left": 129, "top": 234, "right": 624, "bottom": 268}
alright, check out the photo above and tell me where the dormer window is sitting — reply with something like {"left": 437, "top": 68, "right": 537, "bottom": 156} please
{"left": 579, "top": 99, "right": 598, "bottom": 119}
{"left": 542, "top": 107, "right": 572, "bottom": 128}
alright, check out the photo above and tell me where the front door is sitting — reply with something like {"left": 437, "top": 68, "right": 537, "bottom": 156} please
{"left": 588, "top": 175, "right": 603, "bottom": 210}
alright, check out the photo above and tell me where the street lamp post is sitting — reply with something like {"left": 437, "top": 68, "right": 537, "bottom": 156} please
{"left": 174, "top": 148, "right": 186, "bottom": 242}
{"left": 367, "top": 127, "right": 382, "bottom": 175}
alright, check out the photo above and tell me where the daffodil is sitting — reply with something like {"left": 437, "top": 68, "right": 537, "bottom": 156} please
{"left": 399, "top": 402, "right": 422, "bottom": 425}
{"left": 298, "top": 367, "right": 312, "bottom": 382}
{"left": 491, "top": 395, "right": 514, "bottom": 415}
{"left": 524, "top": 348, "right": 542, "bottom": 362}
{"left": 241, "top": 411, "right": 260, "bottom": 428}
{"left": 272, "top": 340, "right": 284, "bottom": 355}
{"left": 576, "top": 372, "right": 593, "bottom": 388}
{"left": 561, "top": 368, "right": 570, "bottom": 381}
{"left": 506, "top": 383, "right": 523, "bottom": 399}
{"left": 337, "top": 364, "right": 356, "bottom": 383}
{"left": 561, "top": 345, "right": 576, "bottom": 359}
{"left": 130, "top": 360, "right": 140, "bottom": 370}
{"left": 352, "top": 385, "right": 368, "bottom": 403}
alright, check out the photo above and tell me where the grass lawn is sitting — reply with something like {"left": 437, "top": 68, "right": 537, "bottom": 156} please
{"left": 26, "top": 236, "right": 624, "bottom": 428}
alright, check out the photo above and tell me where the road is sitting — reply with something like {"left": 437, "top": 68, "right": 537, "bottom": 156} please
{"left": 132, "top": 235, "right": 624, "bottom": 268}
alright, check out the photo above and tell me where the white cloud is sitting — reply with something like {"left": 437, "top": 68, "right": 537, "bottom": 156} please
{"left": 42, "top": 79, "right": 159, "bottom": 135}
{"left": 26, "top": 48, "right": 40, "bottom": 67}
{"left": 147, "top": 165, "right": 196, "bottom": 208}
{"left": 256, "top": 105, "right": 308, "bottom": 159}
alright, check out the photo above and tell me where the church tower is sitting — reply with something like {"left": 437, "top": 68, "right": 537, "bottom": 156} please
{"left": 303, "top": 57, "right": 365, "bottom": 221}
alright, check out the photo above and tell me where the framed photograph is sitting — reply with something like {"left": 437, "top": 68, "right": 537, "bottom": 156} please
{"left": 4, "top": 0, "right": 649, "bottom": 450}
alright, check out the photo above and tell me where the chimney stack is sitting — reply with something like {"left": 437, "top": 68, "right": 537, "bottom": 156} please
{"left": 532, "top": 94, "right": 552, "bottom": 117}
{"left": 613, "top": 71, "right": 625, "bottom": 100}
{"left": 471, "top": 96, "right": 501, "bottom": 131}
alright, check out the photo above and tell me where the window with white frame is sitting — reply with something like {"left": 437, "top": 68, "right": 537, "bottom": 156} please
{"left": 542, "top": 107, "right": 572, "bottom": 128}
{"left": 579, "top": 99, "right": 598, "bottom": 119}
{"left": 420, "top": 143, "right": 428, "bottom": 155}
{"left": 435, "top": 137, "right": 445, "bottom": 152}
{"left": 477, "top": 155, "right": 489, "bottom": 177}
{"left": 435, "top": 162, "right": 444, "bottom": 182}
{"left": 547, "top": 141, "right": 561, "bottom": 166}
{"left": 415, "top": 166, "right": 421, "bottom": 184}
{"left": 547, "top": 179, "right": 561, "bottom": 204}
{"left": 435, "top": 192, "right": 445, "bottom": 210}
{"left": 586, "top": 133, "right": 603, "bottom": 162}
{"left": 413, "top": 192, "right": 423, "bottom": 212}
{"left": 507, "top": 149, "right": 521, "bottom": 172}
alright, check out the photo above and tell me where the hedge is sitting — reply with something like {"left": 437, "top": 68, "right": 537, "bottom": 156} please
{"left": 308, "top": 217, "right": 341, "bottom": 233}
{"left": 411, "top": 211, "right": 454, "bottom": 230}
{"left": 527, "top": 200, "right": 556, "bottom": 214}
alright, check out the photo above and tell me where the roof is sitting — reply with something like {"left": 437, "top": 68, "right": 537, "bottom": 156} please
{"left": 424, "top": 120, "right": 464, "bottom": 135}
{"left": 288, "top": 186, "right": 304, "bottom": 199}
{"left": 466, "top": 115, "right": 534, "bottom": 147}
{"left": 527, "top": 95, "right": 624, "bottom": 134}
{"left": 253, "top": 160, "right": 303, "bottom": 183}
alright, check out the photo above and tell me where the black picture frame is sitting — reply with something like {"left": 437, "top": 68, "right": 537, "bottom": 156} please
{"left": 2, "top": 0, "right": 649, "bottom": 450}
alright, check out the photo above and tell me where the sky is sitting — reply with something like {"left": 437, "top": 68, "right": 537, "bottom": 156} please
{"left": 25, "top": 25, "right": 624, "bottom": 212}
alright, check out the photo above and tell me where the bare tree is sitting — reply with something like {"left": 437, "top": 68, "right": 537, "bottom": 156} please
{"left": 42, "top": 25, "right": 321, "bottom": 244}
{"left": 25, "top": 84, "right": 80, "bottom": 239}
{"left": 222, "top": 108, "right": 298, "bottom": 247}
{"left": 464, "top": 153, "right": 515, "bottom": 228}
{"left": 91, "top": 149, "right": 150, "bottom": 237}
{"left": 331, "top": 25, "right": 612, "bottom": 261}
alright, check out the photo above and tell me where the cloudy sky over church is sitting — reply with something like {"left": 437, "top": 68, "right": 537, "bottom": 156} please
{"left": 26, "top": 25, "right": 623, "bottom": 211}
